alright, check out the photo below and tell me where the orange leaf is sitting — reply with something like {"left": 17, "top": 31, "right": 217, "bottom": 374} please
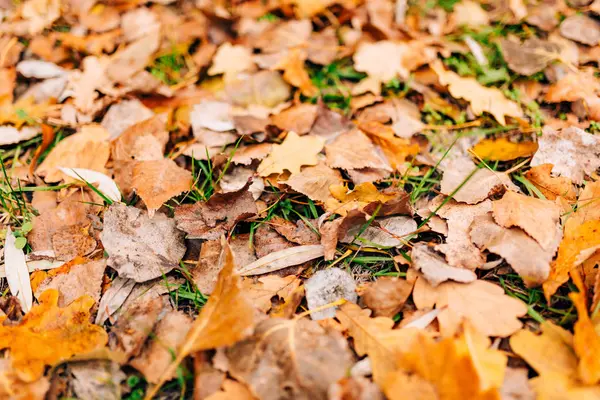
{"left": 571, "top": 289, "right": 600, "bottom": 384}
{"left": 470, "top": 137, "right": 538, "bottom": 161}
{"left": 359, "top": 121, "right": 420, "bottom": 170}
{"left": 0, "top": 289, "right": 108, "bottom": 382}
{"left": 524, "top": 164, "right": 576, "bottom": 202}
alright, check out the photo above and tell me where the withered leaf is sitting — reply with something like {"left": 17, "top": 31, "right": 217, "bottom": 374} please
{"left": 258, "top": 132, "right": 325, "bottom": 176}
{"left": 70, "top": 360, "right": 126, "bottom": 400}
{"left": 0, "top": 289, "right": 108, "bottom": 382}
{"left": 226, "top": 317, "right": 354, "bottom": 400}
{"left": 175, "top": 184, "right": 257, "bottom": 240}
{"left": 102, "top": 203, "right": 186, "bottom": 282}
{"left": 325, "top": 129, "right": 391, "bottom": 171}
{"left": 285, "top": 162, "right": 344, "bottom": 203}
{"left": 560, "top": 14, "right": 600, "bottom": 46}
{"left": 500, "top": 38, "right": 559, "bottom": 76}
{"left": 270, "top": 103, "right": 318, "bottom": 135}
{"left": 360, "top": 276, "right": 414, "bottom": 318}
{"left": 411, "top": 243, "right": 477, "bottom": 287}
{"left": 524, "top": 164, "right": 577, "bottom": 201}
{"left": 146, "top": 239, "right": 256, "bottom": 398}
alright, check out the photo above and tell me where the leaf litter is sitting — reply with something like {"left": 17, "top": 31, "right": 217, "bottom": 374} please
{"left": 2, "top": 0, "right": 600, "bottom": 398}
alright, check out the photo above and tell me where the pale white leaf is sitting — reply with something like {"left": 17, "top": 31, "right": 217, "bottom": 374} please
{"left": 0, "top": 126, "right": 39, "bottom": 146}
{"left": 95, "top": 277, "right": 137, "bottom": 325}
{"left": 4, "top": 228, "right": 33, "bottom": 312}
{"left": 16, "top": 60, "right": 66, "bottom": 79}
{"left": 238, "top": 244, "right": 324, "bottom": 276}
{"left": 59, "top": 167, "right": 122, "bottom": 202}
{"left": 401, "top": 308, "right": 441, "bottom": 330}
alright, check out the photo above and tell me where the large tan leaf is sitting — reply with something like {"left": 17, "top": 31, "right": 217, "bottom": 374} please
{"left": 285, "top": 162, "right": 344, "bottom": 203}
{"left": 145, "top": 239, "right": 255, "bottom": 399}
{"left": 411, "top": 243, "right": 477, "bottom": 287}
{"left": 413, "top": 276, "right": 527, "bottom": 337}
{"left": 132, "top": 158, "right": 193, "bottom": 217}
{"left": 258, "top": 132, "right": 325, "bottom": 176}
{"left": 37, "top": 124, "right": 110, "bottom": 183}
{"left": 431, "top": 60, "right": 523, "bottom": 125}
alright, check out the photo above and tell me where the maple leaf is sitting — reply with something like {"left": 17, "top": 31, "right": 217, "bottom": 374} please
{"left": 0, "top": 289, "right": 108, "bottom": 382}
{"left": 258, "top": 132, "right": 325, "bottom": 176}
{"left": 383, "top": 324, "right": 507, "bottom": 400}
{"left": 413, "top": 275, "right": 527, "bottom": 337}
{"left": 325, "top": 182, "right": 398, "bottom": 215}
{"left": 431, "top": 60, "right": 523, "bottom": 125}
{"left": 132, "top": 158, "right": 193, "bottom": 217}
{"left": 470, "top": 137, "right": 538, "bottom": 161}
{"left": 145, "top": 238, "right": 256, "bottom": 399}
{"left": 274, "top": 48, "right": 318, "bottom": 97}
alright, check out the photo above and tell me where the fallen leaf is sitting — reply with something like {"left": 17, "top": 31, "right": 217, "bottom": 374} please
{"left": 111, "top": 114, "right": 168, "bottom": 162}
{"left": 325, "top": 182, "right": 398, "bottom": 216}
{"left": 305, "top": 267, "right": 357, "bottom": 320}
{"left": 411, "top": 243, "right": 477, "bottom": 287}
{"left": 499, "top": 38, "right": 560, "bottom": 76}
{"left": 175, "top": 185, "right": 258, "bottom": 240}
{"left": 270, "top": 103, "right": 318, "bottom": 134}
{"left": 524, "top": 164, "right": 577, "bottom": 201}
{"left": 531, "top": 126, "right": 600, "bottom": 185}
{"left": 238, "top": 245, "right": 325, "bottom": 276}
{"left": 0, "top": 126, "right": 39, "bottom": 146}
{"left": 4, "top": 227, "right": 33, "bottom": 313}
{"left": 258, "top": 132, "right": 325, "bottom": 176}
{"left": 226, "top": 317, "right": 354, "bottom": 400}
{"left": 432, "top": 60, "right": 523, "bottom": 125}
{"left": 231, "top": 144, "right": 273, "bottom": 165}
{"left": 225, "top": 71, "right": 291, "bottom": 109}
{"left": 36, "top": 124, "right": 110, "bottom": 183}
{"left": 340, "top": 216, "right": 417, "bottom": 247}
{"left": 101, "top": 99, "right": 154, "bottom": 140}
{"left": 274, "top": 48, "right": 318, "bottom": 97}
{"left": 101, "top": 203, "right": 186, "bottom": 282}
{"left": 492, "top": 190, "right": 562, "bottom": 252}
{"left": 470, "top": 213, "right": 553, "bottom": 286}
{"left": 132, "top": 159, "right": 193, "bottom": 216}
{"left": 208, "top": 43, "right": 255, "bottom": 79}
{"left": 358, "top": 121, "right": 419, "bottom": 170}
{"left": 34, "top": 258, "right": 105, "bottom": 307}
{"left": 191, "top": 100, "right": 235, "bottom": 133}
{"left": 130, "top": 311, "right": 193, "bottom": 383}
{"left": 205, "top": 379, "right": 256, "bottom": 400}
{"left": 413, "top": 276, "right": 527, "bottom": 337}
{"left": 501, "top": 368, "right": 535, "bottom": 400}
{"left": 360, "top": 277, "right": 414, "bottom": 318}
{"left": 146, "top": 239, "right": 256, "bottom": 398}
{"left": 106, "top": 31, "right": 160, "bottom": 83}
{"left": 470, "top": 137, "right": 538, "bottom": 161}
{"left": 0, "top": 289, "right": 108, "bottom": 382}
{"left": 353, "top": 41, "right": 410, "bottom": 83}
{"left": 285, "top": 162, "right": 344, "bottom": 203}
{"left": 560, "top": 14, "right": 600, "bottom": 46}
{"left": 570, "top": 290, "right": 600, "bottom": 385}
{"left": 242, "top": 274, "right": 301, "bottom": 313}
{"left": 453, "top": 0, "right": 490, "bottom": 27}
{"left": 70, "top": 360, "right": 126, "bottom": 400}
{"left": 0, "top": 358, "right": 50, "bottom": 400}
{"left": 325, "top": 129, "right": 391, "bottom": 171}
{"left": 59, "top": 167, "right": 121, "bottom": 203}
{"left": 95, "top": 276, "right": 137, "bottom": 325}
{"left": 270, "top": 216, "right": 320, "bottom": 245}
{"left": 383, "top": 324, "right": 507, "bottom": 400}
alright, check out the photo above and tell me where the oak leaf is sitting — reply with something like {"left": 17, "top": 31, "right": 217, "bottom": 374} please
{"left": 132, "top": 158, "right": 193, "bottom": 217}
{"left": 145, "top": 239, "right": 256, "bottom": 399}
{"left": 413, "top": 276, "right": 527, "bottom": 337}
{"left": 471, "top": 137, "right": 538, "bottom": 161}
{"left": 0, "top": 289, "right": 108, "bottom": 382}
{"left": 432, "top": 60, "right": 523, "bottom": 125}
{"left": 258, "top": 132, "right": 325, "bottom": 176}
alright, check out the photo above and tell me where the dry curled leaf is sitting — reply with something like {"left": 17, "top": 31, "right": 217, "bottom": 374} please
{"left": 0, "top": 289, "right": 108, "bottom": 382}
{"left": 411, "top": 243, "right": 477, "bottom": 287}
{"left": 146, "top": 239, "right": 256, "bottom": 398}
{"left": 413, "top": 275, "right": 527, "bottom": 337}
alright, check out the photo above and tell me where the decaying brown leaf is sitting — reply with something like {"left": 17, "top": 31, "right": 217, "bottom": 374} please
{"left": 102, "top": 203, "right": 186, "bottom": 282}
{"left": 258, "top": 131, "right": 325, "bottom": 176}
{"left": 411, "top": 243, "right": 477, "bottom": 287}
{"left": 360, "top": 276, "right": 414, "bottom": 318}
{"left": 285, "top": 162, "right": 344, "bottom": 203}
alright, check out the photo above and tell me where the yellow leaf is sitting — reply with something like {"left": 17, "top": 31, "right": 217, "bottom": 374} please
{"left": 571, "top": 290, "right": 600, "bottom": 384}
{"left": 145, "top": 238, "right": 256, "bottom": 399}
{"left": 325, "top": 182, "right": 397, "bottom": 216}
{"left": 274, "top": 49, "right": 318, "bottom": 97}
{"left": 543, "top": 220, "right": 600, "bottom": 301}
{"left": 431, "top": 60, "right": 523, "bottom": 125}
{"left": 471, "top": 137, "right": 538, "bottom": 161}
{"left": 0, "top": 96, "right": 59, "bottom": 129}
{"left": 258, "top": 132, "right": 325, "bottom": 177}
{"left": 132, "top": 158, "right": 193, "bottom": 217}
{"left": 0, "top": 289, "right": 108, "bottom": 382}
{"left": 383, "top": 324, "right": 506, "bottom": 400}
{"left": 336, "top": 302, "right": 421, "bottom": 386}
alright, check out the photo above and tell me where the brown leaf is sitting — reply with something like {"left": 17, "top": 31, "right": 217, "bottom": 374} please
{"left": 34, "top": 258, "right": 105, "bottom": 307}
{"left": 111, "top": 114, "right": 168, "bottom": 162}
{"left": 102, "top": 203, "right": 186, "bottom": 282}
{"left": 225, "top": 70, "right": 291, "bottom": 109}
{"left": 413, "top": 275, "right": 527, "bottom": 337}
{"left": 270, "top": 216, "right": 320, "bottom": 245}
{"left": 132, "top": 158, "right": 193, "bottom": 216}
{"left": 226, "top": 317, "right": 354, "bottom": 400}
{"left": 325, "top": 129, "right": 391, "bottom": 171}
{"left": 106, "top": 31, "right": 160, "bottom": 83}
{"left": 130, "top": 311, "right": 193, "bottom": 383}
{"left": 411, "top": 244, "right": 477, "bottom": 287}
{"left": 101, "top": 99, "right": 155, "bottom": 140}
{"left": 146, "top": 239, "right": 256, "bottom": 398}
{"left": 285, "top": 162, "right": 344, "bottom": 203}
{"left": 360, "top": 277, "right": 414, "bottom": 318}
{"left": 208, "top": 43, "right": 255, "bottom": 79}
{"left": 470, "top": 214, "right": 553, "bottom": 286}
{"left": 0, "top": 358, "right": 50, "bottom": 400}
{"left": 270, "top": 103, "right": 318, "bottom": 135}
{"left": 70, "top": 360, "right": 126, "bottom": 400}
{"left": 241, "top": 274, "right": 301, "bottom": 313}
{"left": 205, "top": 379, "right": 257, "bottom": 400}
{"left": 492, "top": 190, "right": 562, "bottom": 252}
{"left": 560, "top": 14, "right": 600, "bottom": 46}
{"left": 524, "top": 164, "right": 577, "bottom": 201}
{"left": 36, "top": 124, "right": 110, "bottom": 183}
{"left": 231, "top": 144, "right": 273, "bottom": 166}
{"left": 175, "top": 185, "right": 258, "bottom": 240}
{"left": 500, "top": 38, "right": 559, "bottom": 76}
{"left": 51, "top": 224, "right": 97, "bottom": 261}
{"left": 274, "top": 48, "right": 318, "bottom": 97}
{"left": 0, "top": 289, "right": 108, "bottom": 382}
